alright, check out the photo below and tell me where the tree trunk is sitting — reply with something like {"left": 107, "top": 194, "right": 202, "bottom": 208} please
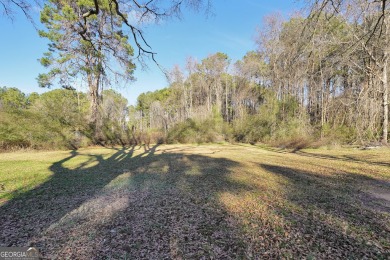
{"left": 88, "top": 75, "right": 102, "bottom": 143}
{"left": 89, "top": 88, "right": 98, "bottom": 125}
{"left": 382, "top": 55, "right": 388, "bottom": 144}
{"left": 225, "top": 76, "right": 229, "bottom": 122}
{"left": 382, "top": 14, "right": 389, "bottom": 145}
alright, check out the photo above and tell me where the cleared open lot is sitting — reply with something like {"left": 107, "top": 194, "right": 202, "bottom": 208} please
{"left": 0, "top": 144, "right": 389, "bottom": 258}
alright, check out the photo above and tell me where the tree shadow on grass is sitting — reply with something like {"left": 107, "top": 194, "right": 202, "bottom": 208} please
{"left": 42, "top": 149, "right": 255, "bottom": 259}
{"left": 0, "top": 145, "right": 255, "bottom": 259}
{"left": 4, "top": 144, "right": 388, "bottom": 259}
{"left": 260, "top": 163, "right": 390, "bottom": 258}
{"left": 0, "top": 145, "right": 136, "bottom": 247}
{"left": 295, "top": 150, "right": 390, "bottom": 168}
{"left": 261, "top": 145, "right": 390, "bottom": 168}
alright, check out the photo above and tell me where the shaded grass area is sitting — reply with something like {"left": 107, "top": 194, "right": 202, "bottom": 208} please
{"left": 0, "top": 144, "right": 389, "bottom": 258}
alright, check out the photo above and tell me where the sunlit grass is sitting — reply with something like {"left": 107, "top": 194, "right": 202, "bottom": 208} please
{"left": 0, "top": 147, "right": 141, "bottom": 202}
{"left": 0, "top": 160, "right": 53, "bottom": 201}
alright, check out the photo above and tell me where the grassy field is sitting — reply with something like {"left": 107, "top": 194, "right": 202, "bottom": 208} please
{"left": 0, "top": 144, "right": 389, "bottom": 259}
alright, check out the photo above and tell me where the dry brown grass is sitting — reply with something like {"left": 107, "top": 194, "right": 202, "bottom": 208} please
{"left": 0, "top": 144, "right": 389, "bottom": 258}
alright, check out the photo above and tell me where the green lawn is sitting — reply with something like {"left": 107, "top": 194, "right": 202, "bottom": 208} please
{"left": 0, "top": 144, "right": 389, "bottom": 258}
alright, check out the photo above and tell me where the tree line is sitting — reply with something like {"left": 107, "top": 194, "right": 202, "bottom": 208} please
{"left": 130, "top": 2, "right": 389, "bottom": 147}
{"left": 0, "top": 87, "right": 129, "bottom": 150}
{"left": 2, "top": 0, "right": 211, "bottom": 144}
{"left": 0, "top": 0, "right": 388, "bottom": 150}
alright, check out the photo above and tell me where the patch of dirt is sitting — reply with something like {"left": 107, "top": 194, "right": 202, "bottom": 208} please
{"left": 362, "top": 181, "right": 390, "bottom": 213}
{"left": 159, "top": 146, "right": 222, "bottom": 155}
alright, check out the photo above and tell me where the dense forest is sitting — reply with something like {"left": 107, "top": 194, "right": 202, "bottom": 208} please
{"left": 0, "top": 0, "right": 389, "bottom": 150}
{"left": 131, "top": 7, "right": 390, "bottom": 147}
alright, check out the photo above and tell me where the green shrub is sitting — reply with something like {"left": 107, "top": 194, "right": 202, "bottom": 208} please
{"left": 319, "top": 123, "right": 357, "bottom": 145}
{"left": 167, "top": 117, "right": 224, "bottom": 144}
{"left": 167, "top": 119, "right": 199, "bottom": 143}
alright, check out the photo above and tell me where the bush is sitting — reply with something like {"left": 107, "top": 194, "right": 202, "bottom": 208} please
{"left": 167, "top": 116, "right": 225, "bottom": 144}
{"left": 321, "top": 123, "right": 357, "bottom": 144}
{"left": 232, "top": 94, "right": 313, "bottom": 148}
{"left": 167, "top": 119, "right": 200, "bottom": 143}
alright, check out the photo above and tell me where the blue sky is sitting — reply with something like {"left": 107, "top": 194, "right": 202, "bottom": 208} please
{"left": 0, "top": 1, "right": 301, "bottom": 105}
